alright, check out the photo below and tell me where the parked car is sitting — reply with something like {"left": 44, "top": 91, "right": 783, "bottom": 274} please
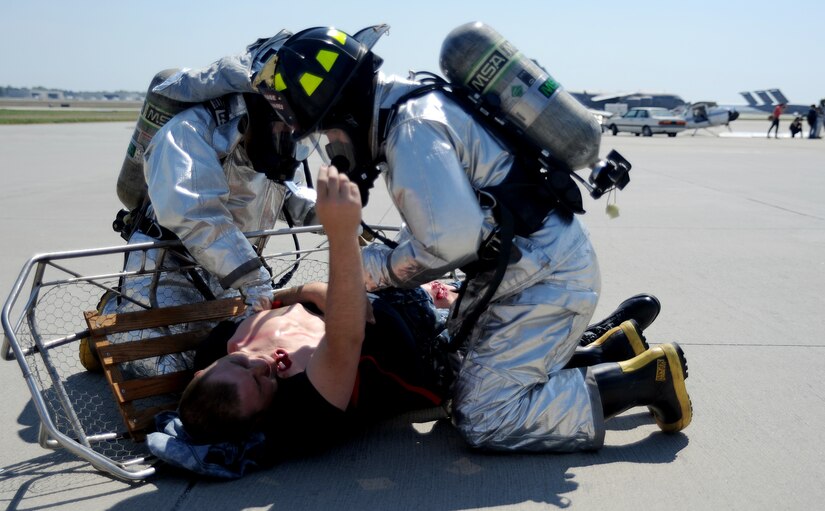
{"left": 589, "top": 109, "right": 614, "bottom": 133}
{"left": 606, "top": 107, "right": 687, "bottom": 137}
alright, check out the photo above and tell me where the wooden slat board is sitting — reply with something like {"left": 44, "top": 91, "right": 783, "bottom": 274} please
{"left": 111, "top": 370, "right": 194, "bottom": 403}
{"left": 84, "top": 297, "right": 244, "bottom": 336}
{"left": 95, "top": 330, "right": 209, "bottom": 364}
{"left": 83, "top": 298, "right": 243, "bottom": 440}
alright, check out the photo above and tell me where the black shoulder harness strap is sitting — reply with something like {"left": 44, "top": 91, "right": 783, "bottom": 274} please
{"left": 376, "top": 72, "right": 582, "bottom": 350}
{"left": 449, "top": 196, "right": 517, "bottom": 350}
{"left": 377, "top": 73, "right": 584, "bottom": 217}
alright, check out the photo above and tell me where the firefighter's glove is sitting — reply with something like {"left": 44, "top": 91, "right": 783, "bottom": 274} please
{"left": 236, "top": 267, "right": 274, "bottom": 320}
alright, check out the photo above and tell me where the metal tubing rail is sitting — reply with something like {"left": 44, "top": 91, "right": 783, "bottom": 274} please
{"left": 1, "top": 224, "right": 397, "bottom": 480}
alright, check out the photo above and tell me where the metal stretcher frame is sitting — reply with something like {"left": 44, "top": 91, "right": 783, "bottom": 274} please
{"left": 1, "top": 224, "right": 398, "bottom": 481}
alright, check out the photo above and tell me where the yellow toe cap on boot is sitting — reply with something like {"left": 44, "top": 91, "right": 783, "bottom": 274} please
{"left": 79, "top": 337, "right": 102, "bottom": 372}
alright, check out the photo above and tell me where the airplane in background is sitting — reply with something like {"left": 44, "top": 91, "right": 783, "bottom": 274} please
{"left": 571, "top": 91, "right": 687, "bottom": 114}
{"left": 672, "top": 101, "right": 740, "bottom": 135}
{"left": 573, "top": 90, "right": 688, "bottom": 133}
{"left": 576, "top": 88, "right": 812, "bottom": 135}
{"left": 573, "top": 91, "right": 740, "bottom": 135}
{"left": 732, "top": 89, "right": 809, "bottom": 116}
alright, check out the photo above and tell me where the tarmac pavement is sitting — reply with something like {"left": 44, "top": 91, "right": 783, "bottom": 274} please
{"left": 0, "top": 119, "right": 823, "bottom": 510}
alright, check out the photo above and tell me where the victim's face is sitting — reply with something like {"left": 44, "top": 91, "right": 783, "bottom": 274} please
{"left": 201, "top": 352, "right": 279, "bottom": 419}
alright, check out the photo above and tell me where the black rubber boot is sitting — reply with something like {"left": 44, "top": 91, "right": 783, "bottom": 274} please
{"left": 579, "top": 294, "right": 661, "bottom": 346}
{"left": 591, "top": 343, "right": 692, "bottom": 433}
{"left": 566, "top": 320, "right": 649, "bottom": 368}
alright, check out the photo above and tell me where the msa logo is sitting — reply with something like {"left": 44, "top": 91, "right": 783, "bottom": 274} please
{"left": 469, "top": 49, "right": 509, "bottom": 93}
{"left": 538, "top": 77, "right": 560, "bottom": 98}
{"left": 511, "top": 85, "right": 524, "bottom": 98}
{"left": 142, "top": 104, "right": 173, "bottom": 128}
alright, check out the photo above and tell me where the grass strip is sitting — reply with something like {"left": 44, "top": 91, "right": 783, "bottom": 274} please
{"left": 0, "top": 109, "right": 139, "bottom": 124}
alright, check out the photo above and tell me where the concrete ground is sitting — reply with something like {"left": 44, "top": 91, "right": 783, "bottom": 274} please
{"left": 0, "top": 119, "right": 823, "bottom": 510}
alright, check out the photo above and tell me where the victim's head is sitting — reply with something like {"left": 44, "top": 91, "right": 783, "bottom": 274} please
{"left": 178, "top": 351, "right": 279, "bottom": 443}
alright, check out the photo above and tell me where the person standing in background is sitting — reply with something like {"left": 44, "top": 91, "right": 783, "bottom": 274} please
{"left": 814, "top": 101, "right": 824, "bottom": 139}
{"left": 806, "top": 105, "right": 818, "bottom": 139}
{"left": 767, "top": 103, "right": 785, "bottom": 138}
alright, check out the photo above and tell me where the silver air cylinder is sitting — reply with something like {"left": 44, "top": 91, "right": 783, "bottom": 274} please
{"left": 116, "top": 69, "right": 190, "bottom": 209}
{"left": 439, "top": 22, "right": 601, "bottom": 170}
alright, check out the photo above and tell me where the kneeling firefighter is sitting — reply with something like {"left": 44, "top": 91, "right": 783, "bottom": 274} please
{"left": 81, "top": 30, "right": 319, "bottom": 375}
{"left": 252, "top": 22, "right": 692, "bottom": 451}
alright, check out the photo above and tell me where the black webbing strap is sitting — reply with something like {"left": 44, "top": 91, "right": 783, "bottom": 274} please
{"left": 449, "top": 201, "right": 516, "bottom": 351}
{"left": 113, "top": 202, "right": 218, "bottom": 302}
{"left": 180, "top": 263, "right": 217, "bottom": 301}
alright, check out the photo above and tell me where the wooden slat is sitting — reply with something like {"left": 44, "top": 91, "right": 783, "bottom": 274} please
{"left": 94, "top": 329, "right": 209, "bottom": 364}
{"left": 83, "top": 298, "right": 242, "bottom": 440}
{"left": 111, "top": 371, "right": 194, "bottom": 403}
{"left": 125, "top": 401, "right": 180, "bottom": 436}
{"left": 98, "top": 349, "right": 136, "bottom": 434}
{"left": 85, "top": 297, "right": 245, "bottom": 336}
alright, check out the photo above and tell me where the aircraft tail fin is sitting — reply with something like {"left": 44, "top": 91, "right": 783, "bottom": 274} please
{"left": 755, "top": 90, "right": 774, "bottom": 105}
{"left": 768, "top": 89, "right": 789, "bottom": 104}
{"left": 739, "top": 91, "right": 758, "bottom": 106}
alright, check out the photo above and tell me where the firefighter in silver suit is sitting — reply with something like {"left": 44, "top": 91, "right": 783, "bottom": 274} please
{"left": 256, "top": 25, "right": 692, "bottom": 451}
{"left": 87, "top": 31, "right": 318, "bottom": 375}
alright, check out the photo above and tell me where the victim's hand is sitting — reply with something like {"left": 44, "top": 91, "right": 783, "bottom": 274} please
{"left": 315, "top": 165, "right": 362, "bottom": 241}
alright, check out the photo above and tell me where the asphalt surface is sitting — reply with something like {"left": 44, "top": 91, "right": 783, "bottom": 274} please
{"left": 1, "top": 119, "right": 823, "bottom": 510}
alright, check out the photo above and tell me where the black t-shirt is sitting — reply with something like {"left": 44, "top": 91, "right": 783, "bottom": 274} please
{"left": 264, "top": 371, "right": 349, "bottom": 459}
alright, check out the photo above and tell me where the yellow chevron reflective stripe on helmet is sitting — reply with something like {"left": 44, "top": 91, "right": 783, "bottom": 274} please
{"left": 299, "top": 73, "right": 323, "bottom": 96}
{"left": 316, "top": 49, "right": 339, "bottom": 72}
{"left": 328, "top": 29, "right": 347, "bottom": 45}
{"left": 273, "top": 73, "right": 287, "bottom": 92}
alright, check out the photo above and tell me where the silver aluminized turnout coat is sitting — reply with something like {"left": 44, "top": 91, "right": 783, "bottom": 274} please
{"left": 104, "top": 43, "right": 316, "bottom": 375}
{"left": 143, "top": 94, "right": 315, "bottom": 290}
{"left": 362, "top": 74, "right": 605, "bottom": 451}
{"left": 144, "top": 50, "right": 316, "bottom": 291}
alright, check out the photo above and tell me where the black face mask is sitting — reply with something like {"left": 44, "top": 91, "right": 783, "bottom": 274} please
{"left": 242, "top": 93, "right": 299, "bottom": 182}
{"left": 322, "top": 124, "right": 379, "bottom": 206}
{"left": 318, "top": 63, "right": 379, "bottom": 205}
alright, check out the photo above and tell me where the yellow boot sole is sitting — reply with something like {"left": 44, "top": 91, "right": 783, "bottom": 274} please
{"left": 618, "top": 343, "right": 693, "bottom": 433}
{"left": 654, "top": 343, "right": 692, "bottom": 432}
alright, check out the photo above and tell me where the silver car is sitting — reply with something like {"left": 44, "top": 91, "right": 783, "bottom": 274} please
{"left": 606, "top": 107, "right": 687, "bottom": 137}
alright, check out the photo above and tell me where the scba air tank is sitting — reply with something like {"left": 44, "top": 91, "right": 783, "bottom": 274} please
{"left": 439, "top": 22, "right": 601, "bottom": 170}
{"left": 116, "top": 69, "right": 191, "bottom": 210}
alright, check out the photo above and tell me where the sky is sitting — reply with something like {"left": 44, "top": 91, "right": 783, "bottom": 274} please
{"left": 3, "top": 0, "right": 824, "bottom": 106}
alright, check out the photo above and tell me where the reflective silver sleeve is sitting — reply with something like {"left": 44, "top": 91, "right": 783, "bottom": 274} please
{"left": 151, "top": 54, "right": 256, "bottom": 103}
{"left": 364, "top": 118, "right": 485, "bottom": 288}
{"left": 144, "top": 110, "right": 261, "bottom": 286}
{"left": 361, "top": 240, "right": 395, "bottom": 291}
{"left": 282, "top": 181, "right": 318, "bottom": 226}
